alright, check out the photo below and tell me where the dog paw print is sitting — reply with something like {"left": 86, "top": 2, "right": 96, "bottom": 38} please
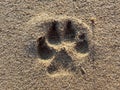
{"left": 36, "top": 19, "right": 92, "bottom": 75}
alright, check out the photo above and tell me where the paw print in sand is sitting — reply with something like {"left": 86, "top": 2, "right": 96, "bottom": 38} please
{"left": 36, "top": 18, "right": 93, "bottom": 75}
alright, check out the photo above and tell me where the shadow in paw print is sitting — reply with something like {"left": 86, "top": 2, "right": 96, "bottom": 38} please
{"left": 47, "top": 48, "right": 73, "bottom": 74}
{"left": 47, "top": 63, "right": 58, "bottom": 74}
{"left": 64, "top": 20, "right": 76, "bottom": 41}
{"left": 75, "top": 34, "right": 89, "bottom": 53}
{"left": 37, "top": 37, "right": 55, "bottom": 59}
{"left": 47, "top": 21, "right": 61, "bottom": 44}
{"left": 79, "top": 33, "right": 86, "bottom": 40}
{"left": 75, "top": 40, "right": 89, "bottom": 53}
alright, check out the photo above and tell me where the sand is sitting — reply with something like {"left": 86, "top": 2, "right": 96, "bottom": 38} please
{"left": 0, "top": 0, "right": 120, "bottom": 90}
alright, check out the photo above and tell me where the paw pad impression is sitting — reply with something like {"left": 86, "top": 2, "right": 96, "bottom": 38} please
{"left": 27, "top": 15, "right": 93, "bottom": 76}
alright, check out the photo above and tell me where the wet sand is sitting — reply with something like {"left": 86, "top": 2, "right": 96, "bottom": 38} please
{"left": 0, "top": 0, "right": 120, "bottom": 90}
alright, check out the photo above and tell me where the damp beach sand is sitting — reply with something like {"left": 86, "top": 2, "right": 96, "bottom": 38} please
{"left": 0, "top": 0, "right": 120, "bottom": 90}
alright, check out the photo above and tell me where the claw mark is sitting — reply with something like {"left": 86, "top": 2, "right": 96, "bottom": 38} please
{"left": 47, "top": 21, "right": 61, "bottom": 44}
{"left": 64, "top": 20, "right": 76, "bottom": 41}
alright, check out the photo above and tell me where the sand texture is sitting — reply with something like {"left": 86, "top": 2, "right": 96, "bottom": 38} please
{"left": 0, "top": 0, "right": 120, "bottom": 90}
